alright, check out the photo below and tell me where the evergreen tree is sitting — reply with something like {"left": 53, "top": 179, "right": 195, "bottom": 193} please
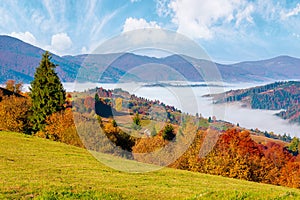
{"left": 162, "top": 124, "right": 176, "bottom": 141}
{"left": 208, "top": 117, "right": 212, "bottom": 123}
{"left": 132, "top": 112, "right": 141, "bottom": 130}
{"left": 29, "top": 52, "right": 66, "bottom": 133}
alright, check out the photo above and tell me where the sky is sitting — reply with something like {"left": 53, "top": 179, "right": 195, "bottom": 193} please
{"left": 1, "top": 0, "right": 300, "bottom": 63}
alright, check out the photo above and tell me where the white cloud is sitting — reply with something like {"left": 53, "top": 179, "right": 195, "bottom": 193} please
{"left": 156, "top": 0, "right": 171, "bottom": 17}
{"left": 163, "top": 0, "right": 255, "bottom": 39}
{"left": 51, "top": 33, "right": 72, "bottom": 50}
{"left": 81, "top": 46, "right": 88, "bottom": 54}
{"left": 0, "top": 7, "right": 17, "bottom": 29}
{"left": 253, "top": 0, "right": 278, "bottom": 21}
{"left": 45, "top": 33, "right": 72, "bottom": 55}
{"left": 30, "top": 10, "right": 45, "bottom": 27}
{"left": 123, "top": 17, "right": 161, "bottom": 32}
{"left": 281, "top": 3, "right": 300, "bottom": 20}
{"left": 292, "top": 33, "right": 300, "bottom": 38}
{"left": 91, "top": 10, "right": 119, "bottom": 37}
{"left": 130, "top": 0, "right": 140, "bottom": 2}
{"left": 235, "top": 4, "right": 254, "bottom": 27}
{"left": 9, "top": 31, "right": 37, "bottom": 46}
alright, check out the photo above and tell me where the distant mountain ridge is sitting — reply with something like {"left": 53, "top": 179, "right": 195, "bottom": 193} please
{"left": 1, "top": 35, "right": 300, "bottom": 83}
{"left": 0, "top": 35, "right": 80, "bottom": 83}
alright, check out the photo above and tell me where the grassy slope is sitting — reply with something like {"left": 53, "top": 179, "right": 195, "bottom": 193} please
{"left": 0, "top": 132, "right": 299, "bottom": 200}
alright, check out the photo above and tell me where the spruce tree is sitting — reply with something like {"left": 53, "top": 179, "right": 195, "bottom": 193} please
{"left": 162, "top": 124, "right": 175, "bottom": 141}
{"left": 29, "top": 51, "right": 66, "bottom": 133}
{"left": 132, "top": 112, "right": 141, "bottom": 130}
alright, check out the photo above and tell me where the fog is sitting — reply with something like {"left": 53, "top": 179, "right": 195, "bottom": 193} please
{"left": 131, "top": 84, "right": 300, "bottom": 138}
{"left": 22, "top": 82, "right": 300, "bottom": 137}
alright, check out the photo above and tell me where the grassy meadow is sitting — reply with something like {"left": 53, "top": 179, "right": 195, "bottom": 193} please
{"left": 1, "top": 131, "right": 300, "bottom": 199}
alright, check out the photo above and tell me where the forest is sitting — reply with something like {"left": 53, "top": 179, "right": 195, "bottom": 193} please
{"left": 211, "top": 81, "right": 300, "bottom": 124}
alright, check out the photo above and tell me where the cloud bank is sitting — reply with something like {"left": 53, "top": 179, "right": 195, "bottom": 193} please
{"left": 123, "top": 17, "right": 161, "bottom": 32}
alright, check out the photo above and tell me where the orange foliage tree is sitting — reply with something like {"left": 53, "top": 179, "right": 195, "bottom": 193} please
{"left": 259, "top": 142, "right": 293, "bottom": 185}
{"left": 0, "top": 95, "right": 31, "bottom": 132}
{"left": 169, "top": 127, "right": 300, "bottom": 188}
{"left": 201, "top": 129, "right": 263, "bottom": 181}
{"left": 5, "top": 79, "right": 23, "bottom": 94}
{"left": 279, "top": 157, "right": 300, "bottom": 188}
{"left": 38, "top": 109, "right": 84, "bottom": 148}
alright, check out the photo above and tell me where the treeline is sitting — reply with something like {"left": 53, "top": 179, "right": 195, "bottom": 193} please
{"left": 214, "top": 81, "right": 300, "bottom": 124}
{"left": 215, "top": 81, "right": 300, "bottom": 104}
{"left": 250, "top": 128, "right": 293, "bottom": 143}
{"left": 251, "top": 88, "right": 298, "bottom": 110}
{"left": 277, "top": 104, "right": 300, "bottom": 124}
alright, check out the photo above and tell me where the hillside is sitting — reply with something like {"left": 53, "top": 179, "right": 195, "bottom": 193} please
{"left": 211, "top": 81, "right": 300, "bottom": 124}
{"left": 1, "top": 35, "right": 300, "bottom": 83}
{"left": 0, "top": 86, "right": 23, "bottom": 99}
{"left": 1, "top": 131, "right": 299, "bottom": 199}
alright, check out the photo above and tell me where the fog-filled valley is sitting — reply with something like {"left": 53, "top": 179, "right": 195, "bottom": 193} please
{"left": 21, "top": 81, "right": 299, "bottom": 137}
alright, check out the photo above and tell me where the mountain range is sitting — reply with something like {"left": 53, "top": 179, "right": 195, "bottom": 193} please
{"left": 0, "top": 35, "right": 300, "bottom": 84}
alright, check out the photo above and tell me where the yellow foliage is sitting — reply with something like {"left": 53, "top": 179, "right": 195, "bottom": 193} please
{"left": 115, "top": 97, "right": 123, "bottom": 111}
{"left": 43, "top": 109, "right": 84, "bottom": 148}
{"left": 0, "top": 95, "right": 31, "bottom": 132}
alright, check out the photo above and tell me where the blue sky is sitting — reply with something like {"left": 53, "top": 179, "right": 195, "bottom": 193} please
{"left": 1, "top": 0, "right": 300, "bottom": 63}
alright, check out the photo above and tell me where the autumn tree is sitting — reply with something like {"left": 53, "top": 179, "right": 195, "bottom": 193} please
{"left": 200, "top": 129, "right": 264, "bottom": 182}
{"left": 132, "top": 134, "right": 167, "bottom": 165}
{"left": 84, "top": 96, "right": 95, "bottom": 113}
{"left": 0, "top": 95, "right": 31, "bottom": 132}
{"left": 29, "top": 51, "right": 66, "bottom": 133}
{"left": 38, "top": 108, "right": 83, "bottom": 148}
{"left": 288, "top": 137, "right": 300, "bottom": 156}
{"left": 5, "top": 80, "right": 23, "bottom": 94}
{"left": 115, "top": 97, "right": 123, "bottom": 111}
{"left": 279, "top": 159, "right": 300, "bottom": 188}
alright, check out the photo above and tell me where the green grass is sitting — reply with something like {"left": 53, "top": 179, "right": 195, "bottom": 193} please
{"left": 1, "top": 131, "right": 300, "bottom": 199}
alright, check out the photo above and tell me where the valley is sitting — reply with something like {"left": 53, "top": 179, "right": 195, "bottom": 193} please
{"left": 210, "top": 81, "right": 300, "bottom": 125}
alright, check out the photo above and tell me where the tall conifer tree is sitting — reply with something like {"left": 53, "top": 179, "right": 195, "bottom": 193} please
{"left": 29, "top": 51, "right": 66, "bottom": 133}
